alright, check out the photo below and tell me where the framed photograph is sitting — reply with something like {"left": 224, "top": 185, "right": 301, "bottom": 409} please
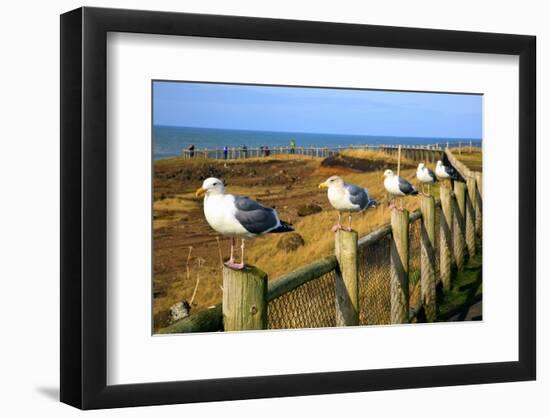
{"left": 60, "top": 7, "right": 536, "bottom": 409}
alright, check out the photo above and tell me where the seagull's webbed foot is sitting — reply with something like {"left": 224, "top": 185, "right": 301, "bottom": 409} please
{"left": 332, "top": 213, "right": 344, "bottom": 232}
{"left": 224, "top": 261, "right": 245, "bottom": 270}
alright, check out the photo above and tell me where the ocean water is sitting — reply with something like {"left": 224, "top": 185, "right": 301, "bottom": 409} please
{"left": 153, "top": 125, "right": 481, "bottom": 160}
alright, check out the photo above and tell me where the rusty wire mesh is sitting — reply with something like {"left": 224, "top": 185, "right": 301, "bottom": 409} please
{"left": 435, "top": 207, "right": 441, "bottom": 284}
{"left": 358, "top": 234, "right": 392, "bottom": 325}
{"left": 267, "top": 213, "right": 437, "bottom": 330}
{"left": 268, "top": 269, "right": 337, "bottom": 329}
{"left": 408, "top": 218, "right": 422, "bottom": 314}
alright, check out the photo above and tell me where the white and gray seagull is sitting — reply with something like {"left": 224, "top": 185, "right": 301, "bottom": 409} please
{"left": 383, "top": 169, "right": 418, "bottom": 211}
{"left": 196, "top": 177, "right": 293, "bottom": 270}
{"left": 318, "top": 175, "right": 377, "bottom": 232}
{"left": 435, "top": 160, "right": 459, "bottom": 182}
{"left": 416, "top": 163, "right": 438, "bottom": 195}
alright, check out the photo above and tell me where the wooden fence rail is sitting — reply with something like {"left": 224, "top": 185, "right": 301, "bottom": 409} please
{"left": 159, "top": 147, "right": 482, "bottom": 333}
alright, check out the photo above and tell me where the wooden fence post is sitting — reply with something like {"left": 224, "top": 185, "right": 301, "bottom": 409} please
{"left": 465, "top": 176, "right": 477, "bottom": 258}
{"left": 335, "top": 230, "right": 359, "bottom": 326}
{"left": 222, "top": 265, "right": 267, "bottom": 331}
{"left": 390, "top": 209, "right": 409, "bottom": 324}
{"left": 453, "top": 181, "right": 466, "bottom": 271}
{"left": 420, "top": 196, "right": 437, "bottom": 322}
{"left": 475, "top": 171, "right": 483, "bottom": 198}
{"left": 439, "top": 187, "right": 453, "bottom": 291}
{"left": 474, "top": 172, "right": 483, "bottom": 237}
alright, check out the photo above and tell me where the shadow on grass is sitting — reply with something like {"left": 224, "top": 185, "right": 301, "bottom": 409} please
{"left": 437, "top": 245, "right": 483, "bottom": 322}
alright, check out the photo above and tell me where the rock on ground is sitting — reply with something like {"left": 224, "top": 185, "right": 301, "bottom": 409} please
{"left": 276, "top": 233, "right": 305, "bottom": 252}
{"left": 169, "top": 300, "right": 191, "bottom": 323}
{"left": 297, "top": 203, "right": 322, "bottom": 217}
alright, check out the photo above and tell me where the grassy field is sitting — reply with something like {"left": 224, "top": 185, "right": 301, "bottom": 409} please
{"left": 451, "top": 147, "right": 483, "bottom": 172}
{"left": 152, "top": 150, "right": 449, "bottom": 330}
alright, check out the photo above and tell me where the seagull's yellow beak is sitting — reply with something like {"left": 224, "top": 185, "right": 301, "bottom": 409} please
{"left": 195, "top": 187, "right": 206, "bottom": 197}
{"left": 318, "top": 181, "right": 328, "bottom": 189}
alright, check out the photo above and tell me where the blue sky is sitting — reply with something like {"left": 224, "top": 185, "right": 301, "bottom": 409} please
{"left": 153, "top": 81, "right": 482, "bottom": 139}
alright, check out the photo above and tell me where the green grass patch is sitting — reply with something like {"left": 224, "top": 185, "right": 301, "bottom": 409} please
{"left": 409, "top": 270, "right": 421, "bottom": 286}
{"left": 437, "top": 248, "right": 482, "bottom": 321}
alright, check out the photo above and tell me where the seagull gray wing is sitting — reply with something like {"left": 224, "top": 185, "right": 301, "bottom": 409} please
{"left": 366, "top": 190, "right": 377, "bottom": 208}
{"left": 397, "top": 176, "right": 418, "bottom": 195}
{"left": 344, "top": 183, "right": 368, "bottom": 209}
{"left": 427, "top": 168, "right": 438, "bottom": 182}
{"left": 444, "top": 165, "right": 459, "bottom": 180}
{"left": 233, "top": 195, "right": 279, "bottom": 235}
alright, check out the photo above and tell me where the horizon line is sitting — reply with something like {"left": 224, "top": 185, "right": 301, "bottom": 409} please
{"left": 153, "top": 124, "right": 482, "bottom": 141}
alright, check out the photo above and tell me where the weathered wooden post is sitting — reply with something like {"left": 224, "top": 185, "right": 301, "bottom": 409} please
{"left": 222, "top": 265, "right": 268, "bottom": 331}
{"left": 390, "top": 209, "right": 409, "bottom": 324}
{"left": 474, "top": 172, "right": 483, "bottom": 237}
{"left": 465, "top": 176, "right": 477, "bottom": 258}
{"left": 397, "top": 145, "right": 402, "bottom": 176}
{"left": 420, "top": 196, "right": 437, "bottom": 322}
{"left": 439, "top": 187, "right": 453, "bottom": 291}
{"left": 335, "top": 230, "right": 359, "bottom": 326}
{"left": 453, "top": 181, "right": 466, "bottom": 270}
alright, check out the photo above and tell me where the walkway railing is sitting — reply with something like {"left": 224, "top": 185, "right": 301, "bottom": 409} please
{"left": 180, "top": 141, "right": 481, "bottom": 160}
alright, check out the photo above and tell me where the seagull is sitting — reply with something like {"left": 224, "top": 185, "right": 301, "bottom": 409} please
{"left": 416, "top": 163, "right": 438, "bottom": 195}
{"left": 383, "top": 169, "right": 418, "bottom": 211}
{"left": 435, "top": 160, "right": 459, "bottom": 183}
{"left": 196, "top": 177, "right": 293, "bottom": 270}
{"left": 318, "top": 175, "right": 377, "bottom": 232}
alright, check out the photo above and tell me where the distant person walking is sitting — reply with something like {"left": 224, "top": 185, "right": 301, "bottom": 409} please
{"left": 242, "top": 145, "right": 248, "bottom": 158}
{"left": 223, "top": 146, "right": 228, "bottom": 160}
{"left": 265, "top": 145, "right": 270, "bottom": 157}
{"left": 260, "top": 146, "right": 264, "bottom": 157}
{"left": 188, "top": 144, "right": 195, "bottom": 158}
{"left": 290, "top": 139, "right": 296, "bottom": 154}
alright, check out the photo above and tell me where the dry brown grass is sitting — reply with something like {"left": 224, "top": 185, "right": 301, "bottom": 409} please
{"left": 153, "top": 195, "right": 197, "bottom": 230}
{"left": 340, "top": 148, "right": 417, "bottom": 166}
{"left": 450, "top": 148, "right": 483, "bottom": 172}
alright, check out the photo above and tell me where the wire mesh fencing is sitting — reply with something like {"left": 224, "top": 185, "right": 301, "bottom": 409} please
{"left": 435, "top": 207, "right": 441, "bottom": 285}
{"left": 268, "top": 269, "right": 337, "bottom": 329}
{"left": 358, "top": 233, "right": 392, "bottom": 325}
{"left": 408, "top": 218, "right": 422, "bottom": 315}
{"left": 267, "top": 211, "right": 440, "bottom": 330}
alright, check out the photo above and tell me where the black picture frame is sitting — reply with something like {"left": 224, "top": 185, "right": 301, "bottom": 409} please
{"left": 60, "top": 6, "right": 536, "bottom": 410}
